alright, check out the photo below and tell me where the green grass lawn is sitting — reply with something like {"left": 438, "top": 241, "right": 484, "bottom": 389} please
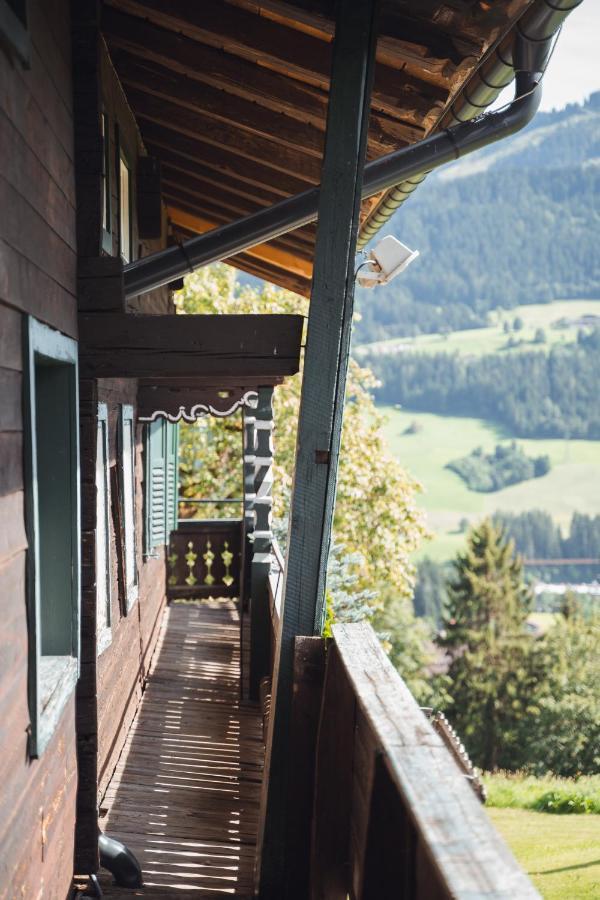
{"left": 356, "top": 298, "right": 600, "bottom": 358}
{"left": 487, "top": 808, "right": 600, "bottom": 899}
{"left": 379, "top": 407, "right": 600, "bottom": 561}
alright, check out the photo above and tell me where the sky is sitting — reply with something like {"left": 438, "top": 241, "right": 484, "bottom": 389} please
{"left": 516, "top": 3, "right": 600, "bottom": 111}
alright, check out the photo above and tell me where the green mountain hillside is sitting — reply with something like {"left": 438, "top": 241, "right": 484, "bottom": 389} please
{"left": 356, "top": 93, "right": 600, "bottom": 343}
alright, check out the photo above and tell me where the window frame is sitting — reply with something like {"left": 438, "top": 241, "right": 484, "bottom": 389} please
{"left": 101, "top": 110, "right": 112, "bottom": 254}
{"left": 23, "top": 316, "right": 80, "bottom": 758}
{"left": 118, "top": 146, "right": 132, "bottom": 264}
{"left": 0, "top": 0, "right": 30, "bottom": 68}
{"left": 118, "top": 404, "right": 138, "bottom": 610}
{"left": 96, "top": 403, "right": 112, "bottom": 655}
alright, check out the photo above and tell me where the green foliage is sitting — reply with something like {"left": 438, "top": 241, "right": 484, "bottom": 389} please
{"left": 355, "top": 94, "right": 600, "bottom": 343}
{"left": 493, "top": 510, "right": 600, "bottom": 581}
{"left": 484, "top": 772, "right": 600, "bottom": 815}
{"left": 438, "top": 520, "right": 540, "bottom": 771}
{"left": 373, "top": 586, "right": 440, "bottom": 707}
{"left": 525, "top": 611, "right": 600, "bottom": 778}
{"left": 412, "top": 556, "right": 448, "bottom": 624}
{"left": 438, "top": 523, "right": 600, "bottom": 776}
{"left": 174, "top": 263, "right": 428, "bottom": 615}
{"left": 447, "top": 442, "right": 551, "bottom": 492}
{"left": 369, "top": 328, "right": 600, "bottom": 439}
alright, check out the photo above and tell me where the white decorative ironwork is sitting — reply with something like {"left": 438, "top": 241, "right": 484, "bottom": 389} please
{"left": 139, "top": 390, "right": 258, "bottom": 423}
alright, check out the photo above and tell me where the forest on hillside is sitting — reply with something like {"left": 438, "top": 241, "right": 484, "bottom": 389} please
{"left": 367, "top": 328, "right": 600, "bottom": 439}
{"left": 355, "top": 93, "right": 600, "bottom": 343}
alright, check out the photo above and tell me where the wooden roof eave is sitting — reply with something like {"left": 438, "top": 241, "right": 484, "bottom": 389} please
{"left": 101, "top": 0, "right": 532, "bottom": 293}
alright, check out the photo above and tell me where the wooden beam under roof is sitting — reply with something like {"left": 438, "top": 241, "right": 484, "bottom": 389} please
{"left": 124, "top": 88, "right": 324, "bottom": 183}
{"left": 165, "top": 194, "right": 314, "bottom": 259}
{"left": 105, "top": 9, "right": 430, "bottom": 136}
{"left": 228, "top": 0, "right": 460, "bottom": 87}
{"left": 158, "top": 157, "right": 286, "bottom": 213}
{"left": 140, "top": 125, "right": 312, "bottom": 198}
{"left": 167, "top": 206, "right": 313, "bottom": 280}
{"left": 165, "top": 196, "right": 316, "bottom": 261}
{"left": 103, "top": 5, "right": 330, "bottom": 129}
{"left": 105, "top": 0, "right": 448, "bottom": 118}
{"left": 114, "top": 53, "right": 328, "bottom": 158}
{"left": 78, "top": 313, "right": 304, "bottom": 379}
{"left": 172, "top": 223, "right": 312, "bottom": 296}
{"left": 114, "top": 51, "right": 423, "bottom": 155}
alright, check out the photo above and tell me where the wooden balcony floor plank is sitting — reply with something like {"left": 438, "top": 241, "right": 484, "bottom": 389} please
{"left": 97, "top": 599, "right": 262, "bottom": 899}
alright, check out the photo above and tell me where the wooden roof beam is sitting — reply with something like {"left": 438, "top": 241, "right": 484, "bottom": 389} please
{"left": 115, "top": 48, "right": 423, "bottom": 148}
{"left": 140, "top": 125, "right": 312, "bottom": 198}
{"left": 105, "top": 0, "right": 447, "bottom": 119}
{"left": 227, "top": 0, "right": 459, "bottom": 86}
{"left": 79, "top": 313, "right": 304, "bottom": 379}
{"left": 103, "top": 6, "right": 329, "bottom": 129}
{"left": 113, "top": 53, "right": 328, "bottom": 157}
{"left": 124, "top": 87, "right": 323, "bottom": 183}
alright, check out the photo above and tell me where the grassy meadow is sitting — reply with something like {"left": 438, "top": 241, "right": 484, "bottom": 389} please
{"left": 488, "top": 808, "right": 600, "bottom": 898}
{"left": 379, "top": 407, "right": 600, "bottom": 561}
{"left": 357, "top": 298, "right": 600, "bottom": 358}
{"left": 483, "top": 774, "right": 600, "bottom": 897}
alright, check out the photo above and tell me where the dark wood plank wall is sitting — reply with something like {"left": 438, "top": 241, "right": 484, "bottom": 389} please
{"left": 0, "top": 1, "right": 78, "bottom": 896}
{"left": 98, "top": 41, "right": 172, "bottom": 315}
{"left": 94, "top": 381, "right": 167, "bottom": 798}
{"left": 75, "top": 29, "right": 177, "bottom": 870}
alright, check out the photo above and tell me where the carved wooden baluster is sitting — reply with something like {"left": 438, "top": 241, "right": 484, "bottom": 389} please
{"left": 185, "top": 540, "right": 197, "bottom": 586}
{"left": 203, "top": 538, "right": 215, "bottom": 585}
{"left": 222, "top": 541, "right": 234, "bottom": 587}
{"left": 249, "top": 386, "right": 274, "bottom": 699}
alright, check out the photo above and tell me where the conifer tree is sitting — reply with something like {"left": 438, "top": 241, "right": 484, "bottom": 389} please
{"left": 439, "top": 519, "right": 539, "bottom": 771}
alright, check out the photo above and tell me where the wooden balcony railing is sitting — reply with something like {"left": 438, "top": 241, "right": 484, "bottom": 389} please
{"left": 167, "top": 518, "right": 243, "bottom": 600}
{"left": 274, "top": 622, "right": 539, "bottom": 899}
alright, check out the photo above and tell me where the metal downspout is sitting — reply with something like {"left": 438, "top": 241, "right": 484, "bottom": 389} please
{"left": 123, "top": 0, "right": 582, "bottom": 299}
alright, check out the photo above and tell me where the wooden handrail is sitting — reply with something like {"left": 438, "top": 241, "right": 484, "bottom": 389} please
{"left": 310, "top": 623, "right": 540, "bottom": 899}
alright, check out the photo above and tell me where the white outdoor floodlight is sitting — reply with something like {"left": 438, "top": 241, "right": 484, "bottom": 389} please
{"left": 357, "top": 235, "right": 419, "bottom": 288}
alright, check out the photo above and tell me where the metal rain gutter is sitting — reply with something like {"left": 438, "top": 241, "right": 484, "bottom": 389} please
{"left": 357, "top": 0, "right": 584, "bottom": 248}
{"left": 123, "top": 0, "right": 581, "bottom": 300}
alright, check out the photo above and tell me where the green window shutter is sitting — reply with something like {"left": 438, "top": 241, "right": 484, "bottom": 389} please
{"left": 165, "top": 422, "right": 179, "bottom": 537}
{"left": 119, "top": 404, "right": 138, "bottom": 608}
{"left": 144, "top": 419, "right": 167, "bottom": 553}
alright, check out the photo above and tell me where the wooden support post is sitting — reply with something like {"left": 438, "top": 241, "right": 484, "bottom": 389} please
{"left": 242, "top": 408, "right": 256, "bottom": 613}
{"left": 249, "top": 386, "right": 274, "bottom": 701}
{"left": 240, "top": 407, "right": 256, "bottom": 700}
{"left": 258, "top": 0, "right": 379, "bottom": 894}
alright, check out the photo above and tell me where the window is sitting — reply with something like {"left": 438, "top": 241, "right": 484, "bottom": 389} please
{"left": 23, "top": 317, "right": 80, "bottom": 757}
{"left": 119, "top": 405, "right": 138, "bottom": 609}
{"left": 144, "top": 420, "right": 178, "bottom": 557}
{"left": 96, "top": 403, "right": 112, "bottom": 654}
{"left": 119, "top": 152, "right": 132, "bottom": 263}
{"left": 101, "top": 111, "right": 112, "bottom": 253}
{"left": 0, "top": 0, "right": 30, "bottom": 67}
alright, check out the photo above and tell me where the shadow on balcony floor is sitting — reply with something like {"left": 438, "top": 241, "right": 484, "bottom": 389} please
{"left": 97, "top": 599, "right": 263, "bottom": 898}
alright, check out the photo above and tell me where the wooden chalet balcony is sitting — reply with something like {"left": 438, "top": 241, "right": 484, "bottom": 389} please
{"left": 94, "top": 532, "right": 536, "bottom": 899}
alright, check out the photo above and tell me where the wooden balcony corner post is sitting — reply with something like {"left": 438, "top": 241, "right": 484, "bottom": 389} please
{"left": 257, "top": 0, "right": 380, "bottom": 895}
{"left": 242, "top": 407, "right": 256, "bottom": 613}
{"left": 249, "top": 386, "right": 274, "bottom": 700}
